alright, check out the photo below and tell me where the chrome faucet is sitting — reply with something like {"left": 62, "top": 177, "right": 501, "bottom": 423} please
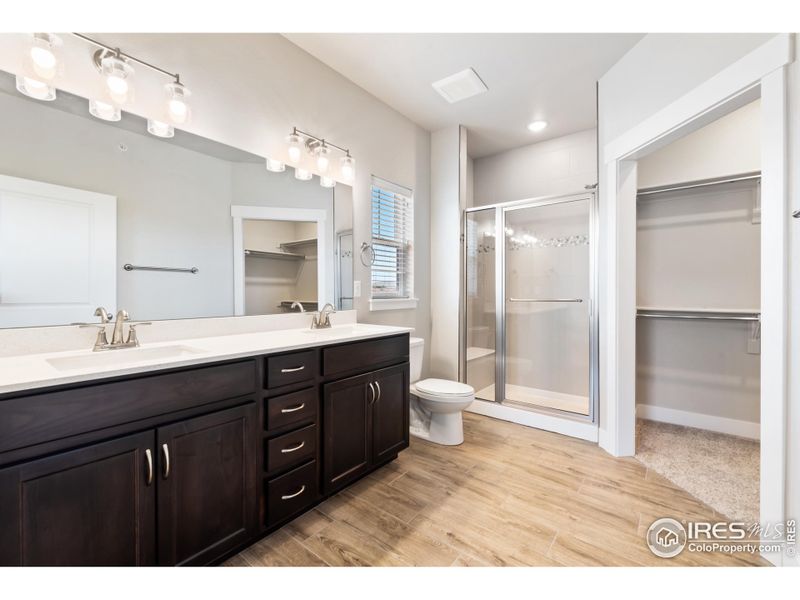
{"left": 290, "top": 301, "right": 306, "bottom": 313}
{"left": 79, "top": 307, "right": 150, "bottom": 351}
{"left": 311, "top": 303, "right": 337, "bottom": 329}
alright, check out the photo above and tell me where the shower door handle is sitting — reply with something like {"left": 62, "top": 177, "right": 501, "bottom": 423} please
{"left": 508, "top": 298, "right": 583, "bottom": 303}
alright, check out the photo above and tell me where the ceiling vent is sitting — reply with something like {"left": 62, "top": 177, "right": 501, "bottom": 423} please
{"left": 431, "top": 68, "right": 488, "bottom": 104}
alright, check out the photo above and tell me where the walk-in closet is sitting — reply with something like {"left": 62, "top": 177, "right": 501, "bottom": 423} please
{"left": 634, "top": 100, "right": 761, "bottom": 524}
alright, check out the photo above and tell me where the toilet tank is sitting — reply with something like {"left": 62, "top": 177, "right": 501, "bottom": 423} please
{"left": 409, "top": 337, "right": 425, "bottom": 383}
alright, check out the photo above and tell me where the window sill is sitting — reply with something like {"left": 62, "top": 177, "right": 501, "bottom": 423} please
{"left": 369, "top": 298, "right": 419, "bottom": 311}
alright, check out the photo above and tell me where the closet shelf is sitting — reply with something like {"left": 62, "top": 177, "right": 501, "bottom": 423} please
{"left": 279, "top": 238, "right": 317, "bottom": 252}
{"left": 244, "top": 249, "right": 305, "bottom": 261}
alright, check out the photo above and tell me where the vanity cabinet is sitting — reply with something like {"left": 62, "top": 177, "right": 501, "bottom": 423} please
{"left": 322, "top": 362, "right": 409, "bottom": 494}
{"left": 0, "top": 332, "right": 409, "bottom": 566}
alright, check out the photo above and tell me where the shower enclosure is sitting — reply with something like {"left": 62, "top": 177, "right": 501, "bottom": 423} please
{"left": 462, "top": 191, "right": 598, "bottom": 422}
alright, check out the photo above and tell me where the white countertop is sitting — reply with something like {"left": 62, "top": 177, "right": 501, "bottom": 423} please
{"left": 0, "top": 323, "right": 412, "bottom": 395}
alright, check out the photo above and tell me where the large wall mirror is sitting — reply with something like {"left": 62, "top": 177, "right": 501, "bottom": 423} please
{"left": 0, "top": 71, "right": 353, "bottom": 328}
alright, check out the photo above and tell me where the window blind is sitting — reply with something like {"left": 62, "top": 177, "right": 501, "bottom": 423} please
{"left": 371, "top": 177, "right": 413, "bottom": 299}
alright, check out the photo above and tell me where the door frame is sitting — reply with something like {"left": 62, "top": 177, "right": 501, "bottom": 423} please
{"left": 599, "top": 34, "right": 792, "bottom": 565}
{"left": 462, "top": 190, "right": 599, "bottom": 441}
{"left": 231, "top": 205, "right": 329, "bottom": 316}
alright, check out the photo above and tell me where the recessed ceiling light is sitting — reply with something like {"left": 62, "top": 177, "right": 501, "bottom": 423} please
{"left": 527, "top": 120, "right": 548, "bottom": 133}
{"left": 432, "top": 68, "right": 488, "bottom": 104}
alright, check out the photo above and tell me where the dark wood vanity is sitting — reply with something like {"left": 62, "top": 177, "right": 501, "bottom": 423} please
{"left": 0, "top": 332, "right": 410, "bottom": 566}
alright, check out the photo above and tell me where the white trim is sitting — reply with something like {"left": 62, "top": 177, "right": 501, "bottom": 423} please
{"left": 369, "top": 297, "right": 419, "bottom": 311}
{"left": 636, "top": 405, "right": 760, "bottom": 440}
{"left": 599, "top": 34, "right": 792, "bottom": 567}
{"left": 230, "top": 205, "right": 329, "bottom": 316}
{"left": 466, "top": 399, "right": 598, "bottom": 443}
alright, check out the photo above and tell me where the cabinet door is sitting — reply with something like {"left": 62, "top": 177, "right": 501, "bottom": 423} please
{"left": 322, "top": 372, "right": 372, "bottom": 494}
{"left": 371, "top": 363, "right": 410, "bottom": 464}
{"left": 0, "top": 431, "right": 156, "bottom": 566}
{"left": 156, "top": 403, "right": 257, "bottom": 566}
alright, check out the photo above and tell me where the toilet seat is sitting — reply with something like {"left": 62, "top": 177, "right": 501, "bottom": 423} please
{"left": 412, "top": 378, "right": 474, "bottom": 402}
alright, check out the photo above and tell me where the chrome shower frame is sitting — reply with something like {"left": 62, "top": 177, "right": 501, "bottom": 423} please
{"left": 461, "top": 190, "right": 599, "bottom": 424}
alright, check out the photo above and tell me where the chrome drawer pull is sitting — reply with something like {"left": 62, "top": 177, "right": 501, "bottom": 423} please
{"left": 281, "top": 485, "right": 306, "bottom": 500}
{"left": 281, "top": 440, "right": 306, "bottom": 453}
{"left": 280, "top": 366, "right": 306, "bottom": 373}
{"left": 281, "top": 403, "right": 306, "bottom": 414}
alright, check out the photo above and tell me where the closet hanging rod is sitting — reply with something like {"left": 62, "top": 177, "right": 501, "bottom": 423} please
{"left": 637, "top": 171, "right": 761, "bottom": 198}
{"left": 636, "top": 312, "right": 759, "bottom": 322}
{"left": 509, "top": 298, "right": 583, "bottom": 303}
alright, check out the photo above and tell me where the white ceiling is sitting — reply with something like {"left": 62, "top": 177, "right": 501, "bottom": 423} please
{"left": 283, "top": 33, "right": 643, "bottom": 158}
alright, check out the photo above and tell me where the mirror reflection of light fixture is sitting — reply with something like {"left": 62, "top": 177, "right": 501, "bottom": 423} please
{"left": 165, "top": 80, "right": 191, "bottom": 124}
{"left": 28, "top": 33, "right": 61, "bottom": 81}
{"left": 89, "top": 98, "right": 121, "bottom": 122}
{"left": 15, "top": 74, "right": 56, "bottom": 101}
{"left": 147, "top": 119, "right": 174, "bottom": 138}
{"left": 286, "top": 132, "right": 303, "bottom": 164}
{"left": 294, "top": 168, "right": 312, "bottom": 181}
{"left": 320, "top": 176, "right": 336, "bottom": 188}
{"left": 99, "top": 52, "right": 134, "bottom": 104}
{"left": 340, "top": 154, "right": 355, "bottom": 182}
{"left": 266, "top": 158, "right": 285, "bottom": 172}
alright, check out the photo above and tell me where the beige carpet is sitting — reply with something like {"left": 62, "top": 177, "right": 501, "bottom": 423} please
{"left": 635, "top": 419, "right": 759, "bottom": 524}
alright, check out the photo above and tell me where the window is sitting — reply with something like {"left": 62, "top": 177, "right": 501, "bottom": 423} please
{"left": 369, "top": 176, "right": 416, "bottom": 310}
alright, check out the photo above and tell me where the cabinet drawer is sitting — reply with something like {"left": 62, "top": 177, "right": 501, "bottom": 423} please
{"left": 266, "top": 351, "right": 316, "bottom": 389}
{"left": 265, "top": 461, "right": 318, "bottom": 526}
{"left": 265, "top": 424, "right": 316, "bottom": 473}
{"left": 322, "top": 334, "right": 408, "bottom": 377}
{"left": 265, "top": 388, "right": 317, "bottom": 431}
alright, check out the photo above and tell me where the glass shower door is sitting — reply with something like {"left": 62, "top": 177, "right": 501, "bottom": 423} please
{"left": 503, "top": 198, "right": 592, "bottom": 416}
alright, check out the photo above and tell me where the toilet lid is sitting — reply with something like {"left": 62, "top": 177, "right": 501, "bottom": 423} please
{"left": 414, "top": 378, "right": 474, "bottom": 397}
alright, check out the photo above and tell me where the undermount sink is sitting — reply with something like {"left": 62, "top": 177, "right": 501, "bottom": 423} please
{"left": 46, "top": 345, "right": 205, "bottom": 372}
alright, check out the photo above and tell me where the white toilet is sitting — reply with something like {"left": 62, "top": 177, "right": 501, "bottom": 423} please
{"left": 409, "top": 337, "right": 475, "bottom": 445}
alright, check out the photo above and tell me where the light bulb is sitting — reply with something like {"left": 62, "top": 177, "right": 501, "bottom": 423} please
{"left": 89, "top": 99, "right": 121, "bottom": 122}
{"left": 316, "top": 146, "right": 330, "bottom": 173}
{"left": 164, "top": 81, "right": 191, "bottom": 124}
{"left": 147, "top": 119, "right": 174, "bottom": 138}
{"left": 15, "top": 74, "right": 55, "bottom": 101}
{"left": 340, "top": 155, "right": 355, "bottom": 182}
{"left": 266, "top": 158, "right": 285, "bottom": 172}
{"left": 101, "top": 55, "right": 133, "bottom": 104}
{"left": 320, "top": 176, "right": 336, "bottom": 188}
{"left": 286, "top": 133, "right": 302, "bottom": 164}
{"left": 294, "top": 168, "right": 312, "bottom": 181}
{"left": 527, "top": 120, "right": 548, "bottom": 132}
{"left": 29, "top": 33, "right": 61, "bottom": 81}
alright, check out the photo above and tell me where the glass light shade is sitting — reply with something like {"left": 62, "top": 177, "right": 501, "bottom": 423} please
{"left": 15, "top": 74, "right": 55, "bottom": 101}
{"left": 266, "top": 158, "right": 285, "bottom": 172}
{"left": 29, "top": 33, "right": 61, "bottom": 81}
{"left": 147, "top": 119, "right": 175, "bottom": 138}
{"left": 101, "top": 55, "right": 134, "bottom": 104}
{"left": 286, "top": 133, "right": 302, "bottom": 164}
{"left": 89, "top": 99, "right": 121, "bottom": 122}
{"left": 294, "top": 168, "right": 312, "bottom": 181}
{"left": 315, "top": 146, "right": 330, "bottom": 173}
{"left": 165, "top": 81, "right": 191, "bottom": 124}
{"left": 320, "top": 176, "right": 336, "bottom": 188}
{"left": 340, "top": 155, "right": 355, "bottom": 182}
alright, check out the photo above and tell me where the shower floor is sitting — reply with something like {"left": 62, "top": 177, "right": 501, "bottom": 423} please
{"left": 475, "top": 383, "right": 590, "bottom": 415}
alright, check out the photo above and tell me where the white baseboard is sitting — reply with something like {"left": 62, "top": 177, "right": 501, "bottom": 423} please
{"left": 466, "top": 399, "right": 598, "bottom": 442}
{"left": 636, "top": 404, "right": 760, "bottom": 440}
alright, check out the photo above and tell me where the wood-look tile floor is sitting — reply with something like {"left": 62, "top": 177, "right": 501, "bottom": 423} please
{"left": 225, "top": 413, "right": 767, "bottom": 567}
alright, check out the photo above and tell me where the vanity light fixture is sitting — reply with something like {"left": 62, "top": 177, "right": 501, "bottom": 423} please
{"left": 164, "top": 79, "right": 191, "bottom": 124}
{"left": 147, "top": 119, "right": 175, "bottom": 138}
{"left": 15, "top": 73, "right": 56, "bottom": 101}
{"left": 89, "top": 99, "right": 121, "bottom": 122}
{"left": 320, "top": 176, "right": 336, "bottom": 188}
{"left": 527, "top": 120, "right": 548, "bottom": 133}
{"left": 294, "top": 168, "right": 313, "bottom": 181}
{"left": 286, "top": 127, "right": 355, "bottom": 182}
{"left": 27, "top": 33, "right": 62, "bottom": 81}
{"left": 265, "top": 158, "right": 286, "bottom": 172}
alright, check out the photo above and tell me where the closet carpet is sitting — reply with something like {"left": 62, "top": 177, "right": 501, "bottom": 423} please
{"left": 635, "top": 419, "right": 759, "bottom": 525}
